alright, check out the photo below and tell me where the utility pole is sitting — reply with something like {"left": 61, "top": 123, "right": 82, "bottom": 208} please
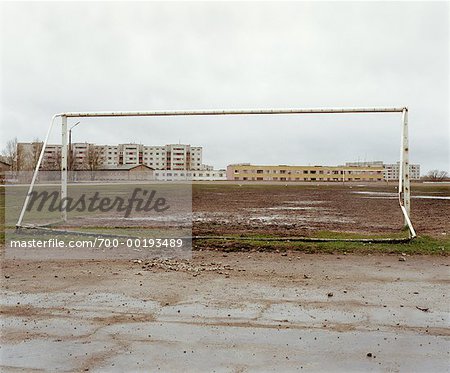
{"left": 68, "top": 121, "right": 80, "bottom": 172}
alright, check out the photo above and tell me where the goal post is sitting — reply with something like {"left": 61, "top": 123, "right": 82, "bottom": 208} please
{"left": 15, "top": 107, "right": 416, "bottom": 239}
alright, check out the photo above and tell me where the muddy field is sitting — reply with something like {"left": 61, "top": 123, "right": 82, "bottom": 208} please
{"left": 7, "top": 182, "right": 449, "bottom": 240}
{"left": 192, "top": 183, "right": 450, "bottom": 237}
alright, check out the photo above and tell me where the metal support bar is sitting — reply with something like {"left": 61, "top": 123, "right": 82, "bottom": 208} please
{"left": 16, "top": 114, "right": 60, "bottom": 227}
{"left": 60, "top": 107, "right": 407, "bottom": 118}
{"left": 61, "top": 115, "right": 68, "bottom": 222}
{"left": 398, "top": 109, "right": 415, "bottom": 237}
{"left": 402, "top": 109, "right": 411, "bottom": 221}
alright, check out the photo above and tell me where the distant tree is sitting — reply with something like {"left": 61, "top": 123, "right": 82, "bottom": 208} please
{"left": 1, "top": 137, "right": 19, "bottom": 172}
{"left": 84, "top": 145, "right": 104, "bottom": 171}
{"left": 84, "top": 145, "right": 104, "bottom": 180}
{"left": 425, "top": 169, "right": 449, "bottom": 181}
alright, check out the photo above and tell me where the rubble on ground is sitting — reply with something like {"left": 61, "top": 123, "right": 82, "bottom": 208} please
{"left": 133, "top": 258, "right": 234, "bottom": 275}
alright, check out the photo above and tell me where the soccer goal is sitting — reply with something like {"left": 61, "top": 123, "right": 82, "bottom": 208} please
{"left": 15, "top": 107, "right": 416, "bottom": 241}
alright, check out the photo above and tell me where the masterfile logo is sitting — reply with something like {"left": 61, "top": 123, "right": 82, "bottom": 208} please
{"left": 26, "top": 188, "right": 171, "bottom": 218}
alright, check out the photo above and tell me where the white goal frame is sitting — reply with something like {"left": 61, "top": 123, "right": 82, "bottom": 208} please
{"left": 15, "top": 107, "right": 416, "bottom": 239}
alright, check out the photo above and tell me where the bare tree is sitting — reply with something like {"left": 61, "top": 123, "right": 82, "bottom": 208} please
{"left": 84, "top": 145, "right": 104, "bottom": 171}
{"left": 425, "top": 169, "right": 449, "bottom": 181}
{"left": 2, "top": 137, "right": 18, "bottom": 172}
{"left": 84, "top": 145, "right": 104, "bottom": 180}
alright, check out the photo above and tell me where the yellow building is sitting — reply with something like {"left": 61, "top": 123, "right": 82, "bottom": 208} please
{"left": 226, "top": 164, "right": 384, "bottom": 182}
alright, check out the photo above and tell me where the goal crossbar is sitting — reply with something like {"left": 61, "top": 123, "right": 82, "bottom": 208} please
{"left": 15, "top": 107, "right": 416, "bottom": 240}
{"left": 62, "top": 107, "right": 406, "bottom": 117}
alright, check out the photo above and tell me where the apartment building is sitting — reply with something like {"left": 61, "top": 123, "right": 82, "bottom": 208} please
{"left": 103, "top": 145, "right": 119, "bottom": 166}
{"left": 384, "top": 162, "right": 420, "bottom": 181}
{"left": 115, "top": 143, "right": 205, "bottom": 170}
{"left": 16, "top": 142, "right": 60, "bottom": 170}
{"left": 141, "top": 145, "right": 166, "bottom": 169}
{"left": 71, "top": 143, "right": 88, "bottom": 169}
{"left": 119, "top": 144, "right": 141, "bottom": 165}
{"left": 17, "top": 142, "right": 213, "bottom": 173}
{"left": 345, "top": 161, "right": 421, "bottom": 181}
{"left": 227, "top": 164, "right": 384, "bottom": 182}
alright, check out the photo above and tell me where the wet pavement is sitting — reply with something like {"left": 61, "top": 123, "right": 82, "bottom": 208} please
{"left": 1, "top": 253, "right": 449, "bottom": 372}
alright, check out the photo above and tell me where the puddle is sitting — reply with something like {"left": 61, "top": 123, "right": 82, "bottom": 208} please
{"left": 247, "top": 207, "right": 315, "bottom": 211}
{"left": 194, "top": 210, "right": 355, "bottom": 225}
{"left": 353, "top": 191, "right": 397, "bottom": 197}
{"left": 353, "top": 191, "right": 450, "bottom": 200}
{"left": 413, "top": 195, "right": 450, "bottom": 200}
{"left": 283, "top": 200, "right": 325, "bottom": 205}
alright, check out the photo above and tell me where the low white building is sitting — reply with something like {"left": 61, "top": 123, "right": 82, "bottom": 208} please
{"left": 154, "top": 169, "right": 226, "bottom": 181}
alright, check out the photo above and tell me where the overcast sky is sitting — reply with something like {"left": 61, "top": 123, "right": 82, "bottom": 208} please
{"left": 1, "top": 1, "right": 448, "bottom": 173}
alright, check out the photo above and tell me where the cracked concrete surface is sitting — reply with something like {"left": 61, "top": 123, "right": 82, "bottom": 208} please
{"left": 1, "top": 252, "right": 449, "bottom": 372}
